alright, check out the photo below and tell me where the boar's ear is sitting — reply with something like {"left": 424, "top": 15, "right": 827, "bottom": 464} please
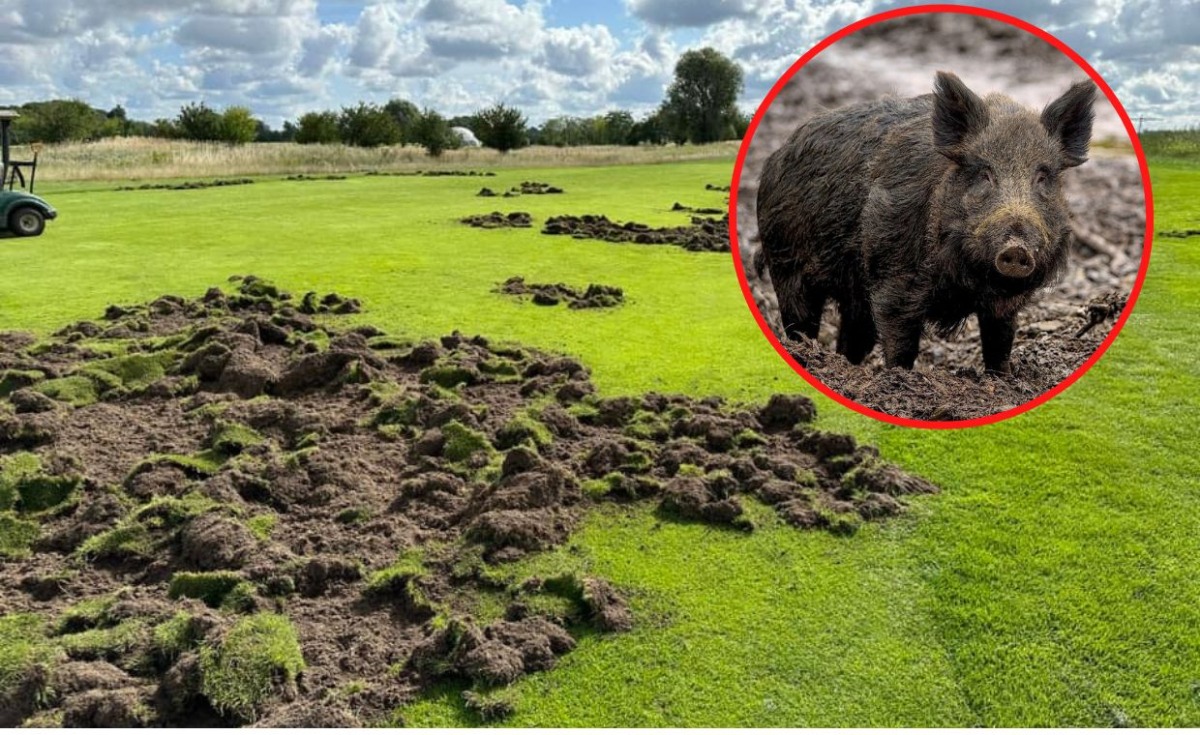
{"left": 933, "top": 71, "right": 989, "bottom": 162}
{"left": 1042, "top": 79, "right": 1096, "bottom": 168}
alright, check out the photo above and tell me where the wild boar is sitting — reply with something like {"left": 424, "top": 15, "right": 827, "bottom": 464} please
{"left": 756, "top": 71, "right": 1096, "bottom": 373}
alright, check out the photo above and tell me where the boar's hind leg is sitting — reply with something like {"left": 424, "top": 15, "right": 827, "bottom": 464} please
{"left": 835, "top": 297, "right": 877, "bottom": 364}
{"left": 778, "top": 275, "right": 827, "bottom": 341}
{"left": 979, "top": 313, "right": 1017, "bottom": 375}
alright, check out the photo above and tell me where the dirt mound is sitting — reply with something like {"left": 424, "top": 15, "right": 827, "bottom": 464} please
{"left": 1157, "top": 228, "right": 1200, "bottom": 239}
{"left": 115, "top": 179, "right": 255, "bottom": 192}
{"left": 496, "top": 276, "right": 624, "bottom": 309}
{"left": 542, "top": 213, "right": 730, "bottom": 253}
{"left": 365, "top": 170, "right": 495, "bottom": 178}
{"left": 671, "top": 202, "right": 724, "bottom": 215}
{"left": 512, "top": 181, "right": 564, "bottom": 195}
{"left": 0, "top": 277, "right": 936, "bottom": 725}
{"left": 461, "top": 212, "right": 533, "bottom": 229}
{"left": 705, "top": 183, "right": 731, "bottom": 192}
{"left": 284, "top": 174, "right": 347, "bottom": 182}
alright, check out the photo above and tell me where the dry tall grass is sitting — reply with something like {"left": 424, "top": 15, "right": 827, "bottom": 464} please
{"left": 35, "top": 137, "right": 740, "bottom": 182}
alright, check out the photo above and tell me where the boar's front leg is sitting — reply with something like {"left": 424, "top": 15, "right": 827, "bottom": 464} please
{"left": 870, "top": 286, "right": 923, "bottom": 370}
{"left": 835, "top": 295, "right": 877, "bottom": 364}
{"left": 979, "top": 312, "right": 1017, "bottom": 374}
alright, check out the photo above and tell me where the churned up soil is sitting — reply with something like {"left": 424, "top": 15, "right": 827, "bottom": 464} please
{"left": 0, "top": 277, "right": 937, "bottom": 726}
{"left": 735, "top": 14, "right": 1146, "bottom": 421}
{"left": 496, "top": 276, "right": 625, "bottom": 309}
{"left": 365, "top": 170, "right": 496, "bottom": 178}
{"left": 115, "top": 179, "right": 255, "bottom": 192}
{"left": 542, "top": 213, "right": 731, "bottom": 253}
{"left": 460, "top": 212, "right": 534, "bottom": 229}
{"left": 283, "top": 174, "right": 348, "bottom": 182}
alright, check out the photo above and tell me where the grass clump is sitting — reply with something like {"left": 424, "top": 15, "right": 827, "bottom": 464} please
{"left": 0, "top": 369, "right": 44, "bottom": 397}
{"left": 420, "top": 363, "right": 478, "bottom": 389}
{"left": 82, "top": 351, "right": 176, "bottom": 394}
{"left": 168, "top": 572, "right": 244, "bottom": 608}
{"left": 151, "top": 612, "right": 204, "bottom": 664}
{"left": 0, "top": 613, "right": 57, "bottom": 714}
{"left": 56, "top": 594, "right": 118, "bottom": 634}
{"left": 200, "top": 613, "right": 305, "bottom": 721}
{"left": 33, "top": 375, "right": 99, "bottom": 407}
{"left": 624, "top": 410, "right": 670, "bottom": 441}
{"left": 209, "top": 421, "right": 264, "bottom": 456}
{"left": 246, "top": 513, "right": 277, "bottom": 540}
{"left": 0, "top": 453, "right": 81, "bottom": 513}
{"left": 129, "top": 450, "right": 225, "bottom": 479}
{"left": 58, "top": 619, "right": 146, "bottom": 661}
{"left": 366, "top": 549, "right": 435, "bottom": 615}
{"left": 494, "top": 412, "right": 553, "bottom": 450}
{"left": 0, "top": 513, "right": 39, "bottom": 558}
{"left": 76, "top": 521, "right": 154, "bottom": 560}
{"left": 134, "top": 492, "right": 220, "bottom": 530}
{"left": 442, "top": 420, "right": 493, "bottom": 464}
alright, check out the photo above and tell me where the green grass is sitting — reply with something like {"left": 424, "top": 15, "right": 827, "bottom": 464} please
{"left": 1, "top": 158, "right": 1196, "bottom": 725}
{"left": 0, "top": 614, "right": 56, "bottom": 710}
{"left": 199, "top": 613, "right": 305, "bottom": 721}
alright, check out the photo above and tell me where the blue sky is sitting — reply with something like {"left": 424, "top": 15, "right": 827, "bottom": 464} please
{"left": 0, "top": 0, "right": 1195, "bottom": 129}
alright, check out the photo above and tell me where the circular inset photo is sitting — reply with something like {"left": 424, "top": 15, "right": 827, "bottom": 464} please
{"left": 731, "top": 6, "right": 1152, "bottom": 427}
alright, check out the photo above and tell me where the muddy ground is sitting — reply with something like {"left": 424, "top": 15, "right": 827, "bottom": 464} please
{"left": 736, "top": 14, "right": 1145, "bottom": 421}
{"left": 0, "top": 277, "right": 938, "bottom": 727}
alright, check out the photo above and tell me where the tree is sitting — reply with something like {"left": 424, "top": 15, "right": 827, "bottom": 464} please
{"left": 220, "top": 106, "right": 258, "bottom": 145}
{"left": 410, "top": 108, "right": 456, "bottom": 157}
{"left": 473, "top": 103, "right": 528, "bottom": 153}
{"left": 12, "top": 100, "right": 103, "bottom": 143}
{"left": 295, "top": 111, "right": 341, "bottom": 144}
{"left": 338, "top": 103, "right": 401, "bottom": 147}
{"left": 384, "top": 98, "right": 421, "bottom": 143}
{"left": 602, "top": 110, "right": 635, "bottom": 145}
{"left": 176, "top": 102, "right": 224, "bottom": 141}
{"left": 662, "top": 47, "right": 743, "bottom": 144}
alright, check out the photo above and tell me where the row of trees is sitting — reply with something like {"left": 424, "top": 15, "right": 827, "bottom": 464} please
{"left": 8, "top": 47, "right": 746, "bottom": 154}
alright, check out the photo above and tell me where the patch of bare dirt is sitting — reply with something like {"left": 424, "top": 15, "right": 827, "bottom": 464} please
{"left": 495, "top": 276, "right": 624, "bottom": 309}
{"left": 543, "top": 213, "right": 731, "bottom": 253}
{"left": 461, "top": 212, "right": 534, "bottom": 229}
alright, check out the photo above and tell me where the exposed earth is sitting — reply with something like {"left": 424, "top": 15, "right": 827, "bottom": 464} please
{"left": 461, "top": 212, "right": 534, "bottom": 229}
{"left": 543, "top": 213, "right": 731, "bottom": 253}
{"left": 0, "top": 277, "right": 938, "bottom": 726}
{"left": 495, "top": 276, "right": 625, "bottom": 309}
{"left": 735, "top": 14, "right": 1146, "bottom": 421}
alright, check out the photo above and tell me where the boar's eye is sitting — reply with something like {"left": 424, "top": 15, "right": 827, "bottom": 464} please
{"left": 972, "top": 166, "right": 994, "bottom": 193}
{"left": 1033, "top": 166, "right": 1054, "bottom": 191}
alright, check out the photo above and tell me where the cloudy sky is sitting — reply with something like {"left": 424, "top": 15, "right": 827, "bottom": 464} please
{"left": 0, "top": 0, "right": 1196, "bottom": 129}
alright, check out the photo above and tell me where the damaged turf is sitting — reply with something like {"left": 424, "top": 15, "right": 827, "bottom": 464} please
{"left": 495, "top": 276, "right": 624, "bottom": 309}
{"left": 0, "top": 278, "right": 935, "bottom": 726}
{"left": 542, "top": 213, "right": 730, "bottom": 253}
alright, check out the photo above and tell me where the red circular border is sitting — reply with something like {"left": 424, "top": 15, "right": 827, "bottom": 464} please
{"left": 728, "top": 3, "right": 1155, "bottom": 430}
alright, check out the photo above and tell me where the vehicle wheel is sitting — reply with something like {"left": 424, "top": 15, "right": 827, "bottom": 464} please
{"left": 9, "top": 207, "right": 45, "bottom": 237}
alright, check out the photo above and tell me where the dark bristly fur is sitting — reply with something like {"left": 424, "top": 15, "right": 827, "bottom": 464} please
{"left": 756, "top": 71, "right": 1096, "bottom": 373}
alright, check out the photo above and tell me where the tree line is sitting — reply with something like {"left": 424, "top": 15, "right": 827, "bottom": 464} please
{"left": 6, "top": 47, "right": 746, "bottom": 155}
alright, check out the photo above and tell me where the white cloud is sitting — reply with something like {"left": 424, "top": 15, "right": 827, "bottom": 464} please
{"left": 626, "top": 0, "right": 760, "bottom": 28}
{"left": 0, "top": 0, "right": 1194, "bottom": 130}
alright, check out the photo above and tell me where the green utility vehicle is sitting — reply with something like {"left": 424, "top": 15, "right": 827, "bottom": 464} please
{"left": 0, "top": 109, "right": 57, "bottom": 237}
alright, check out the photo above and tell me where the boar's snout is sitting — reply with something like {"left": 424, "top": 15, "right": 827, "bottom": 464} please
{"left": 994, "top": 241, "right": 1036, "bottom": 279}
